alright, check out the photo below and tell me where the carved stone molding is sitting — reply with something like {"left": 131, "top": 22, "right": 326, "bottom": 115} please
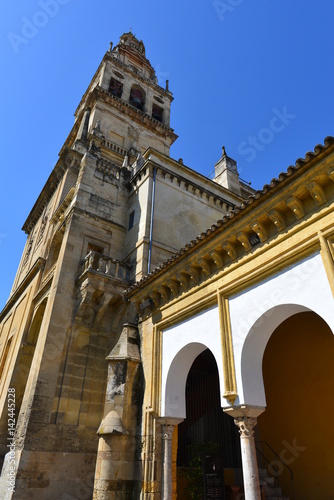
{"left": 149, "top": 291, "right": 161, "bottom": 307}
{"left": 198, "top": 257, "right": 211, "bottom": 276}
{"left": 176, "top": 271, "right": 190, "bottom": 290}
{"left": 158, "top": 285, "right": 170, "bottom": 301}
{"left": 167, "top": 279, "right": 179, "bottom": 297}
{"left": 186, "top": 265, "right": 200, "bottom": 284}
{"left": 222, "top": 241, "right": 237, "bottom": 261}
{"left": 251, "top": 221, "right": 268, "bottom": 242}
{"left": 236, "top": 231, "right": 252, "bottom": 252}
{"left": 268, "top": 208, "right": 286, "bottom": 232}
{"left": 211, "top": 249, "right": 224, "bottom": 268}
{"left": 234, "top": 416, "right": 257, "bottom": 438}
{"left": 162, "top": 423, "right": 174, "bottom": 441}
{"left": 306, "top": 181, "right": 327, "bottom": 205}
{"left": 286, "top": 195, "right": 305, "bottom": 219}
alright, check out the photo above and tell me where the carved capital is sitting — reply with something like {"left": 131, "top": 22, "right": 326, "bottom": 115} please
{"left": 234, "top": 416, "right": 257, "bottom": 438}
{"left": 162, "top": 424, "right": 175, "bottom": 441}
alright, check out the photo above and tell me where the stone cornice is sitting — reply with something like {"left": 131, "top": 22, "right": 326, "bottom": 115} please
{"left": 126, "top": 137, "right": 334, "bottom": 310}
{"left": 129, "top": 147, "right": 245, "bottom": 206}
{"left": 90, "top": 86, "right": 178, "bottom": 143}
{"left": 0, "top": 257, "right": 46, "bottom": 322}
{"left": 130, "top": 159, "right": 237, "bottom": 212}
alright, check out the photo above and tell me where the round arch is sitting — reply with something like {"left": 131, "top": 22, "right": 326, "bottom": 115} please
{"left": 240, "top": 304, "right": 334, "bottom": 407}
{"left": 162, "top": 342, "right": 222, "bottom": 419}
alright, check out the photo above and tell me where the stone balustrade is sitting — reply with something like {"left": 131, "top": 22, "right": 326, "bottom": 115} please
{"left": 79, "top": 251, "right": 132, "bottom": 283}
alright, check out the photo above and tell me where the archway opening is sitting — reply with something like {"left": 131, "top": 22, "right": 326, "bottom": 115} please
{"left": 258, "top": 311, "right": 334, "bottom": 499}
{"left": 177, "top": 349, "right": 241, "bottom": 499}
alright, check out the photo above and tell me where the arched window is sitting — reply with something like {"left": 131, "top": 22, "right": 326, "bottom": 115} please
{"left": 152, "top": 104, "right": 163, "bottom": 122}
{"left": 109, "top": 77, "right": 123, "bottom": 98}
{"left": 129, "top": 85, "right": 145, "bottom": 111}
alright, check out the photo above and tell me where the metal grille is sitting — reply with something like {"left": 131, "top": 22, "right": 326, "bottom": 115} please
{"left": 177, "top": 349, "right": 241, "bottom": 468}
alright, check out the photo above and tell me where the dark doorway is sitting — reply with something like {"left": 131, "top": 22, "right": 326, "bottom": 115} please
{"left": 177, "top": 349, "right": 241, "bottom": 498}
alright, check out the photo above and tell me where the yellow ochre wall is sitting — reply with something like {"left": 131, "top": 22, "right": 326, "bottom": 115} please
{"left": 258, "top": 311, "right": 334, "bottom": 499}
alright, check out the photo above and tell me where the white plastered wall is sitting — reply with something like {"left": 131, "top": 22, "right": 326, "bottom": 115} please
{"left": 161, "top": 306, "right": 224, "bottom": 418}
{"left": 229, "top": 252, "right": 334, "bottom": 408}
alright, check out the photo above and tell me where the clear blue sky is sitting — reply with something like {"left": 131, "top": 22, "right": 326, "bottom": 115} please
{"left": 1, "top": 0, "right": 333, "bottom": 307}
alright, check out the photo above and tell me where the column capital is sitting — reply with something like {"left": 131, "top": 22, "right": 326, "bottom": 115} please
{"left": 157, "top": 417, "right": 184, "bottom": 441}
{"left": 162, "top": 423, "right": 174, "bottom": 441}
{"left": 234, "top": 416, "right": 257, "bottom": 438}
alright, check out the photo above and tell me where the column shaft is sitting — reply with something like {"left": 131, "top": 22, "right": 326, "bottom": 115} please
{"left": 234, "top": 416, "right": 261, "bottom": 500}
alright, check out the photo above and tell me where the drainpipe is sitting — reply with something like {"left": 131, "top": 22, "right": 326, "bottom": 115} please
{"left": 147, "top": 167, "right": 156, "bottom": 274}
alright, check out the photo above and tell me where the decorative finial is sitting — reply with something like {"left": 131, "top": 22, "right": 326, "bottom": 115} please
{"left": 130, "top": 27, "right": 132, "bottom": 33}
{"left": 109, "top": 41, "right": 113, "bottom": 52}
{"left": 166, "top": 79, "right": 169, "bottom": 91}
{"left": 222, "top": 146, "right": 226, "bottom": 156}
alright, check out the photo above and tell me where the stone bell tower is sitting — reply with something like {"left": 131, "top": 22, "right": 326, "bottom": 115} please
{"left": 0, "top": 32, "right": 252, "bottom": 499}
{"left": 73, "top": 31, "right": 177, "bottom": 160}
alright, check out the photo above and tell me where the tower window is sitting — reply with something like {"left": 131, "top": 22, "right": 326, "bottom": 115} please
{"left": 128, "top": 210, "right": 135, "bottom": 230}
{"left": 152, "top": 104, "right": 163, "bottom": 122}
{"left": 109, "top": 77, "right": 123, "bottom": 98}
{"left": 129, "top": 86, "right": 145, "bottom": 111}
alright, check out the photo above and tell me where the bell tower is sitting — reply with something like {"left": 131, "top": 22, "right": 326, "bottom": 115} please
{"left": 72, "top": 31, "right": 177, "bottom": 159}
{"left": 0, "top": 32, "right": 254, "bottom": 500}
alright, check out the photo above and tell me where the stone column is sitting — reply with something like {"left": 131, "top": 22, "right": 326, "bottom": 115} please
{"left": 158, "top": 417, "right": 183, "bottom": 500}
{"left": 224, "top": 405, "right": 264, "bottom": 500}
{"left": 162, "top": 423, "right": 174, "bottom": 500}
{"left": 234, "top": 416, "right": 261, "bottom": 500}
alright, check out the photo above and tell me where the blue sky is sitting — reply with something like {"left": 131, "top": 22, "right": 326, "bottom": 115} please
{"left": 1, "top": 0, "right": 333, "bottom": 306}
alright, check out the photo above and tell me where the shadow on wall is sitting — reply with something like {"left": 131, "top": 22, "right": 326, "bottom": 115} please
{"left": 258, "top": 311, "right": 334, "bottom": 500}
